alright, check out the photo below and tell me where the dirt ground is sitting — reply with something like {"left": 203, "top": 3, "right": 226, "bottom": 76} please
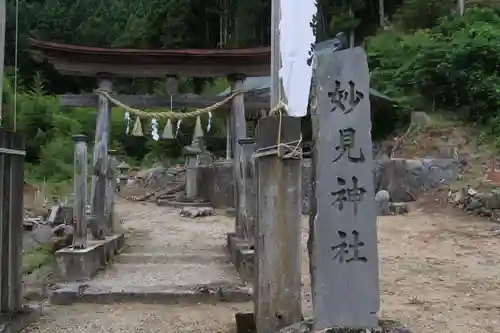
{"left": 376, "top": 205, "right": 500, "bottom": 333}
{"left": 21, "top": 197, "right": 500, "bottom": 333}
{"left": 19, "top": 114, "right": 500, "bottom": 332}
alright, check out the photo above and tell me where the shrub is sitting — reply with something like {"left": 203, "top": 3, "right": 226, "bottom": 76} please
{"left": 368, "top": 8, "right": 500, "bottom": 125}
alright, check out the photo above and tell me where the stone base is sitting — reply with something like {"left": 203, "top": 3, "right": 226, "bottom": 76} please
{"left": 388, "top": 202, "right": 409, "bottom": 215}
{"left": 276, "top": 319, "right": 412, "bottom": 333}
{"left": 226, "top": 232, "right": 254, "bottom": 282}
{"left": 235, "top": 312, "right": 256, "bottom": 333}
{"left": 236, "top": 248, "right": 255, "bottom": 284}
{"left": 226, "top": 233, "right": 250, "bottom": 267}
{"left": 55, "top": 233, "right": 125, "bottom": 282}
{"left": 50, "top": 282, "right": 252, "bottom": 305}
{"left": 156, "top": 199, "right": 211, "bottom": 208}
{"left": 225, "top": 208, "right": 237, "bottom": 218}
{"left": 0, "top": 305, "right": 41, "bottom": 333}
{"left": 226, "top": 232, "right": 237, "bottom": 260}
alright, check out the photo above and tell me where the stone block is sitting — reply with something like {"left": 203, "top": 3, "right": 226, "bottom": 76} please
{"left": 237, "top": 248, "right": 254, "bottom": 283}
{"left": 50, "top": 282, "right": 253, "bottom": 305}
{"left": 226, "top": 232, "right": 237, "bottom": 250}
{"left": 225, "top": 208, "right": 237, "bottom": 218}
{"left": 389, "top": 202, "right": 409, "bottom": 215}
{"left": 56, "top": 233, "right": 125, "bottom": 282}
{"left": 227, "top": 233, "right": 250, "bottom": 267}
{"left": 198, "top": 161, "right": 234, "bottom": 208}
{"left": 56, "top": 243, "right": 104, "bottom": 282}
{"left": 235, "top": 312, "right": 256, "bottom": 333}
{"left": 115, "top": 232, "right": 126, "bottom": 250}
{"left": 102, "top": 234, "right": 125, "bottom": 262}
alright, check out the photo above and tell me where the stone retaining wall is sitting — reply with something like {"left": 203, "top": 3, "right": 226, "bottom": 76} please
{"left": 452, "top": 185, "right": 500, "bottom": 221}
{"left": 197, "top": 157, "right": 460, "bottom": 214}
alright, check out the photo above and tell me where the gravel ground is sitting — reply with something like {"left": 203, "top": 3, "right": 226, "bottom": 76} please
{"left": 23, "top": 303, "right": 252, "bottom": 333}
{"left": 23, "top": 200, "right": 500, "bottom": 332}
{"left": 90, "top": 199, "right": 241, "bottom": 288}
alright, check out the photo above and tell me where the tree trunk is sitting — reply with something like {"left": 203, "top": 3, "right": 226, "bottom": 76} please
{"left": 379, "top": 0, "right": 385, "bottom": 28}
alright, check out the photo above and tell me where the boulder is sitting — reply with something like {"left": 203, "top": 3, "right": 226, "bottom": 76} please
{"left": 375, "top": 190, "right": 390, "bottom": 216}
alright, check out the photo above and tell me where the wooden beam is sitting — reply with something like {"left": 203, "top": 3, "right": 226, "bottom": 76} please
{"left": 46, "top": 59, "right": 269, "bottom": 78}
{"left": 58, "top": 93, "right": 269, "bottom": 110}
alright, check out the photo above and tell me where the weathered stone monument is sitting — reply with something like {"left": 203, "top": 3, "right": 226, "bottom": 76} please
{"left": 312, "top": 47, "right": 379, "bottom": 330}
{"left": 238, "top": 138, "right": 257, "bottom": 245}
{"left": 72, "top": 134, "right": 88, "bottom": 248}
{"left": 184, "top": 138, "right": 202, "bottom": 199}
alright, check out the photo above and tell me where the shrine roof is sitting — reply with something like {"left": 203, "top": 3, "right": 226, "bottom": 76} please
{"left": 29, "top": 38, "right": 271, "bottom": 78}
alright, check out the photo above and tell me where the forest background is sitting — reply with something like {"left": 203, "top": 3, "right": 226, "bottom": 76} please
{"left": 3, "top": 0, "right": 500, "bottom": 193}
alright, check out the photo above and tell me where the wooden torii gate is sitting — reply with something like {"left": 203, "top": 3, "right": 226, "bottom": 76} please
{"left": 30, "top": 38, "right": 270, "bottom": 241}
{"left": 30, "top": 38, "right": 309, "bottom": 332}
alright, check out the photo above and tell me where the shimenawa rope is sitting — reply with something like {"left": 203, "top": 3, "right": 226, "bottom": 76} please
{"left": 95, "top": 89, "right": 288, "bottom": 120}
{"left": 96, "top": 89, "right": 240, "bottom": 120}
{"left": 96, "top": 88, "right": 296, "bottom": 156}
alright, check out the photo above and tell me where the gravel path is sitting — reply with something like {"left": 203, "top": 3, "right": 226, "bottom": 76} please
{"left": 91, "top": 199, "right": 241, "bottom": 288}
{"left": 23, "top": 200, "right": 500, "bottom": 332}
{"left": 23, "top": 303, "right": 252, "bottom": 333}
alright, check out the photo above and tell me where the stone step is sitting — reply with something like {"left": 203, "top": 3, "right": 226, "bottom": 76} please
{"left": 116, "top": 253, "right": 230, "bottom": 265}
{"left": 91, "top": 263, "right": 240, "bottom": 287}
{"left": 50, "top": 282, "right": 252, "bottom": 306}
{"left": 123, "top": 243, "right": 226, "bottom": 254}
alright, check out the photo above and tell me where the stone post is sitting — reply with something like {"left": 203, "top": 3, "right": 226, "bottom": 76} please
{"left": 226, "top": 116, "right": 232, "bottom": 160}
{"left": 184, "top": 140, "right": 201, "bottom": 200}
{"left": 254, "top": 115, "right": 302, "bottom": 333}
{"left": 311, "top": 47, "right": 379, "bottom": 330}
{"left": 238, "top": 138, "right": 256, "bottom": 245}
{"left": 229, "top": 75, "right": 247, "bottom": 238}
{"left": 90, "top": 78, "right": 112, "bottom": 239}
{"left": 106, "top": 149, "right": 118, "bottom": 234}
{"left": 71, "top": 134, "right": 88, "bottom": 249}
{"left": 0, "top": 130, "right": 24, "bottom": 313}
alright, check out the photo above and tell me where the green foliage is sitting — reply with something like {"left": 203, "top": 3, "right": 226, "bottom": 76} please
{"left": 392, "top": 0, "right": 455, "bottom": 31}
{"left": 368, "top": 7, "right": 500, "bottom": 147}
{"left": 7, "top": 71, "right": 228, "bottom": 185}
{"left": 11, "top": 0, "right": 500, "bottom": 184}
{"left": 23, "top": 243, "right": 53, "bottom": 275}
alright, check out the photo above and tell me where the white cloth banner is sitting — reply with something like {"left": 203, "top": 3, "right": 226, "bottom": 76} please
{"left": 279, "top": 0, "right": 316, "bottom": 117}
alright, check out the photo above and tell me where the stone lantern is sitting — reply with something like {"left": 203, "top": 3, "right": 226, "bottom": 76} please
{"left": 117, "top": 161, "right": 131, "bottom": 187}
{"left": 183, "top": 141, "right": 202, "bottom": 200}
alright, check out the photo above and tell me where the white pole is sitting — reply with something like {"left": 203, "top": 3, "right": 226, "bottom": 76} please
{"left": 270, "top": 0, "right": 281, "bottom": 108}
